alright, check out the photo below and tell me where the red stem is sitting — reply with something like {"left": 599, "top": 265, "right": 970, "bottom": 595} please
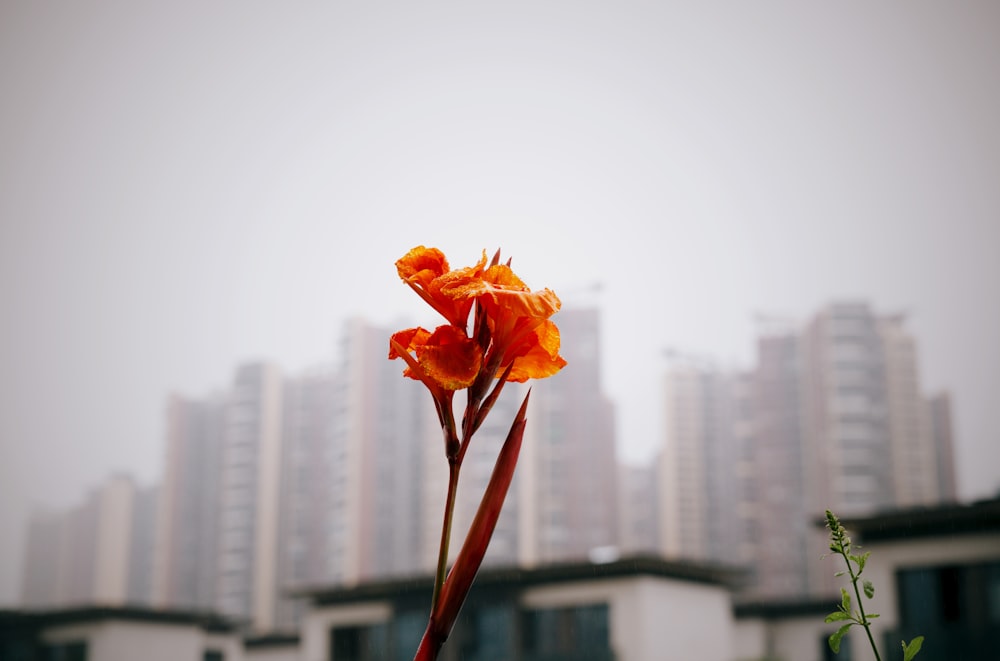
{"left": 413, "top": 618, "right": 447, "bottom": 661}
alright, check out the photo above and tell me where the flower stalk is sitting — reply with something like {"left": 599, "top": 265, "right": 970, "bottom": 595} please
{"left": 430, "top": 460, "right": 460, "bottom": 613}
{"left": 389, "top": 246, "right": 565, "bottom": 661}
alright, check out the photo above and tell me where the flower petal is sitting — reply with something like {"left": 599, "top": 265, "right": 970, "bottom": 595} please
{"left": 389, "top": 327, "right": 433, "bottom": 382}
{"left": 388, "top": 327, "right": 431, "bottom": 358}
{"left": 444, "top": 264, "right": 561, "bottom": 320}
{"left": 396, "top": 246, "right": 449, "bottom": 287}
{"left": 397, "top": 247, "right": 486, "bottom": 328}
{"left": 505, "top": 320, "right": 567, "bottom": 382}
{"left": 416, "top": 325, "right": 483, "bottom": 390}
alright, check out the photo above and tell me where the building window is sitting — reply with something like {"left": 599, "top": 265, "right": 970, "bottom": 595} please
{"left": 203, "top": 650, "right": 224, "bottom": 661}
{"left": 329, "top": 623, "right": 389, "bottom": 661}
{"left": 391, "top": 611, "right": 425, "bottom": 661}
{"left": 523, "top": 603, "right": 613, "bottom": 660}
{"left": 41, "top": 641, "right": 88, "bottom": 661}
{"left": 456, "top": 605, "right": 516, "bottom": 661}
{"left": 890, "top": 562, "right": 1000, "bottom": 661}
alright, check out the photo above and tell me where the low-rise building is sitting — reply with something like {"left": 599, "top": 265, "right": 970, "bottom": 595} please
{"left": 734, "top": 497, "right": 1000, "bottom": 661}
{"left": 6, "top": 499, "right": 996, "bottom": 660}
{"left": 0, "top": 606, "right": 242, "bottom": 661}
{"left": 297, "top": 556, "right": 738, "bottom": 661}
{"left": 837, "top": 497, "right": 1000, "bottom": 661}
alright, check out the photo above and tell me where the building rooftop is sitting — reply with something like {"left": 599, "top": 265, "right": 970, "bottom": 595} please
{"left": 244, "top": 632, "right": 301, "bottom": 649}
{"left": 837, "top": 497, "right": 1000, "bottom": 542}
{"left": 0, "top": 605, "right": 239, "bottom": 634}
{"left": 732, "top": 597, "right": 839, "bottom": 620}
{"left": 294, "top": 554, "right": 743, "bottom": 606}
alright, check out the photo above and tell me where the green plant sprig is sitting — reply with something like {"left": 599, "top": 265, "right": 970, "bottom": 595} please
{"left": 824, "top": 510, "right": 923, "bottom": 661}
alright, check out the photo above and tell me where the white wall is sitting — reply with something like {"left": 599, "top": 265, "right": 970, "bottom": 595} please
{"left": 770, "top": 616, "right": 837, "bottom": 661}
{"left": 732, "top": 618, "right": 767, "bottom": 661}
{"left": 735, "top": 614, "right": 853, "bottom": 661}
{"left": 300, "top": 601, "right": 391, "bottom": 661}
{"left": 93, "top": 477, "right": 135, "bottom": 604}
{"left": 523, "top": 575, "right": 733, "bottom": 661}
{"left": 41, "top": 620, "right": 243, "bottom": 661}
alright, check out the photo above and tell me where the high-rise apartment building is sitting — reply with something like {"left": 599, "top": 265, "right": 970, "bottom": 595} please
{"left": 20, "top": 510, "right": 63, "bottom": 608}
{"left": 746, "top": 333, "right": 811, "bottom": 596}
{"left": 618, "top": 461, "right": 659, "bottom": 555}
{"left": 526, "top": 308, "right": 619, "bottom": 564}
{"left": 274, "top": 366, "right": 338, "bottom": 628}
{"left": 657, "top": 359, "right": 751, "bottom": 568}
{"left": 927, "top": 392, "right": 958, "bottom": 503}
{"left": 153, "top": 394, "right": 225, "bottom": 611}
{"left": 658, "top": 303, "right": 956, "bottom": 598}
{"left": 334, "top": 319, "right": 437, "bottom": 585}
{"left": 22, "top": 474, "right": 150, "bottom": 608}
{"left": 799, "top": 304, "right": 953, "bottom": 595}
{"left": 126, "top": 484, "right": 158, "bottom": 605}
{"left": 20, "top": 308, "right": 621, "bottom": 629}
{"left": 216, "top": 363, "right": 284, "bottom": 630}
{"left": 154, "top": 363, "right": 288, "bottom": 631}
{"left": 800, "top": 304, "right": 947, "bottom": 519}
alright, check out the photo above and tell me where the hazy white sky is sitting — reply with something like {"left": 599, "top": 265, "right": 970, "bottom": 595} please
{"left": 1, "top": 2, "right": 998, "bottom": 604}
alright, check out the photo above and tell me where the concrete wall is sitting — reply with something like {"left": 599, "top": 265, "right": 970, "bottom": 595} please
{"left": 734, "top": 614, "right": 850, "bottom": 661}
{"left": 523, "top": 575, "right": 733, "bottom": 661}
{"left": 300, "top": 601, "right": 391, "bottom": 661}
{"left": 41, "top": 620, "right": 242, "bottom": 661}
{"left": 732, "top": 618, "right": 767, "bottom": 660}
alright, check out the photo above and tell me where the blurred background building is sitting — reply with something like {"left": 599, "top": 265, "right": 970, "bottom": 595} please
{"left": 22, "top": 474, "right": 156, "bottom": 609}
{"left": 657, "top": 302, "right": 957, "bottom": 598}
{"left": 18, "top": 302, "right": 957, "bottom": 631}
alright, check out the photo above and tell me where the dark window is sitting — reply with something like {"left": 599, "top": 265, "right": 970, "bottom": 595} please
{"left": 523, "top": 603, "right": 613, "bottom": 661}
{"left": 889, "top": 562, "right": 1000, "bottom": 661}
{"left": 203, "top": 650, "right": 224, "bottom": 661}
{"left": 41, "top": 641, "right": 87, "bottom": 661}
{"left": 392, "top": 611, "right": 425, "bottom": 661}
{"left": 330, "top": 623, "right": 389, "bottom": 661}
{"left": 456, "top": 604, "right": 517, "bottom": 661}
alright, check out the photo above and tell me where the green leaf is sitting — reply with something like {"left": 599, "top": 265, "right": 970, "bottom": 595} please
{"left": 902, "top": 635, "right": 924, "bottom": 661}
{"left": 834, "top": 571, "right": 846, "bottom": 577}
{"left": 825, "top": 611, "right": 851, "bottom": 623}
{"left": 863, "top": 579, "right": 874, "bottom": 599}
{"left": 828, "top": 623, "right": 852, "bottom": 653}
{"left": 867, "top": 613, "right": 880, "bottom": 619}
{"left": 841, "top": 588, "right": 851, "bottom": 612}
{"left": 858, "top": 551, "right": 870, "bottom": 572}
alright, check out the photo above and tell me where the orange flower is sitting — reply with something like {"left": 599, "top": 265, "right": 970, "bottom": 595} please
{"left": 504, "top": 319, "right": 567, "bottom": 383}
{"left": 389, "top": 324, "right": 483, "bottom": 391}
{"left": 443, "top": 263, "right": 565, "bottom": 381}
{"left": 389, "top": 245, "right": 569, "bottom": 661}
{"left": 396, "top": 246, "right": 487, "bottom": 329}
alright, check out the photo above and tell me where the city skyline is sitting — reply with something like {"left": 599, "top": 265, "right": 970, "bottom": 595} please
{"left": 17, "top": 302, "right": 962, "bottom": 620}
{"left": 19, "top": 313, "right": 621, "bottom": 632}
{"left": 3, "top": 2, "right": 999, "bottom": 606}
